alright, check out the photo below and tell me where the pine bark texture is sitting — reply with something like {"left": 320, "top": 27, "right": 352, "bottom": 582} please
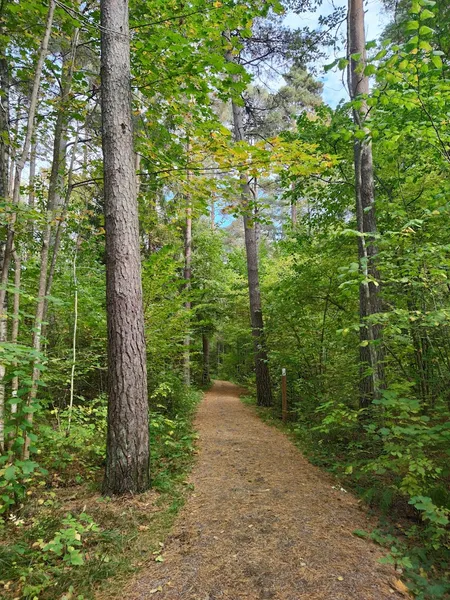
{"left": 231, "top": 98, "right": 273, "bottom": 407}
{"left": 348, "top": 0, "right": 384, "bottom": 408}
{"left": 101, "top": 0, "right": 150, "bottom": 494}
{"left": 0, "top": 53, "right": 8, "bottom": 204}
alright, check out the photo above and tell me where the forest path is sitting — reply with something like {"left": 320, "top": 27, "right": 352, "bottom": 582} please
{"left": 126, "top": 380, "right": 401, "bottom": 600}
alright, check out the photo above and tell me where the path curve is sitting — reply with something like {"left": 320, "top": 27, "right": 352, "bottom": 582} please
{"left": 126, "top": 380, "right": 400, "bottom": 600}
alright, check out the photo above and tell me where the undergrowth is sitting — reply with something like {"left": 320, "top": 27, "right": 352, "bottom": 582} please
{"left": 0, "top": 388, "right": 201, "bottom": 600}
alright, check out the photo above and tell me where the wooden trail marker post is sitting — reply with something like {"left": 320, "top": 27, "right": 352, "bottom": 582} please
{"left": 281, "top": 368, "right": 287, "bottom": 423}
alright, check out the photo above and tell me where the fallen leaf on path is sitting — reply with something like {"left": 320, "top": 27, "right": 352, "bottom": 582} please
{"left": 337, "top": 576, "right": 344, "bottom": 581}
{"left": 149, "top": 586, "right": 163, "bottom": 594}
{"left": 392, "top": 579, "right": 410, "bottom": 595}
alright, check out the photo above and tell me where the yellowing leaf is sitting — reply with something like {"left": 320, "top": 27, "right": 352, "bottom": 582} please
{"left": 392, "top": 579, "right": 410, "bottom": 596}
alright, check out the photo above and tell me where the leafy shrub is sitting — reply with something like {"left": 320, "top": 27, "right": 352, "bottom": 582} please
{"left": 35, "top": 512, "right": 99, "bottom": 566}
{"left": 150, "top": 387, "right": 201, "bottom": 491}
{"left": 0, "top": 454, "right": 45, "bottom": 515}
{"left": 38, "top": 396, "right": 107, "bottom": 483}
{"left": 0, "top": 512, "right": 99, "bottom": 599}
{"left": 364, "top": 391, "right": 450, "bottom": 498}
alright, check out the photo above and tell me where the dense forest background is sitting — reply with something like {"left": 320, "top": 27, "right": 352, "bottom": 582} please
{"left": 0, "top": 0, "right": 450, "bottom": 598}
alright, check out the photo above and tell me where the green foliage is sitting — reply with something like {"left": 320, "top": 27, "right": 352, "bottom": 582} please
{"left": 0, "top": 385, "right": 200, "bottom": 599}
{"left": 0, "top": 512, "right": 100, "bottom": 599}
{"left": 3, "top": 0, "right": 450, "bottom": 597}
{"left": 0, "top": 453, "right": 44, "bottom": 515}
{"left": 38, "top": 396, "right": 107, "bottom": 482}
{"left": 364, "top": 391, "right": 450, "bottom": 498}
{"left": 35, "top": 512, "right": 99, "bottom": 566}
{"left": 150, "top": 387, "right": 201, "bottom": 492}
{"left": 216, "top": 3, "right": 450, "bottom": 597}
{"left": 353, "top": 526, "right": 450, "bottom": 600}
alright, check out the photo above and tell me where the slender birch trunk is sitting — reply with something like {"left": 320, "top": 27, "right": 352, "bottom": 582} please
{"left": 224, "top": 36, "right": 273, "bottom": 407}
{"left": 0, "top": 34, "right": 8, "bottom": 454}
{"left": 10, "top": 251, "right": 20, "bottom": 417}
{"left": 43, "top": 133, "right": 79, "bottom": 337}
{"left": 67, "top": 236, "right": 81, "bottom": 436}
{"left": 0, "top": 282, "right": 5, "bottom": 453}
{"left": 210, "top": 198, "right": 215, "bottom": 230}
{"left": 202, "top": 333, "right": 210, "bottom": 386}
{"left": 28, "top": 137, "right": 37, "bottom": 208}
{"left": 0, "top": 0, "right": 56, "bottom": 313}
{"left": 348, "top": 0, "right": 384, "bottom": 408}
{"left": 24, "top": 28, "right": 79, "bottom": 459}
{"left": 230, "top": 96, "right": 273, "bottom": 407}
{"left": 183, "top": 164, "right": 192, "bottom": 387}
{"left": 291, "top": 184, "right": 297, "bottom": 226}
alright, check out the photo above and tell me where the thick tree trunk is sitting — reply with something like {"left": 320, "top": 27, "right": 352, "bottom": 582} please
{"left": 348, "top": 0, "right": 384, "bottom": 408}
{"left": 101, "top": 0, "right": 150, "bottom": 494}
{"left": 231, "top": 98, "right": 273, "bottom": 407}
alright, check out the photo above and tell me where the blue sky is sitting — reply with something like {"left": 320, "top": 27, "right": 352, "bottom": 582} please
{"left": 285, "top": 0, "right": 390, "bottom": 107}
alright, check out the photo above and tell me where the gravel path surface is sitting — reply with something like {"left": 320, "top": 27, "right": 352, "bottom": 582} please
{"left": 125, "top": 380, "right": 402, "bottom": 600}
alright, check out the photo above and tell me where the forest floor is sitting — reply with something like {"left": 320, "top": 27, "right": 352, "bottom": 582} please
{"left": 120, "top": 380, "right": 407, "bottom": 600}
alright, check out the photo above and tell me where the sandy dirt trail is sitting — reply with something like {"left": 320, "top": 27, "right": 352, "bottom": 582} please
{"left": 126, "top": 380, "right": 401, "bottom": 600}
